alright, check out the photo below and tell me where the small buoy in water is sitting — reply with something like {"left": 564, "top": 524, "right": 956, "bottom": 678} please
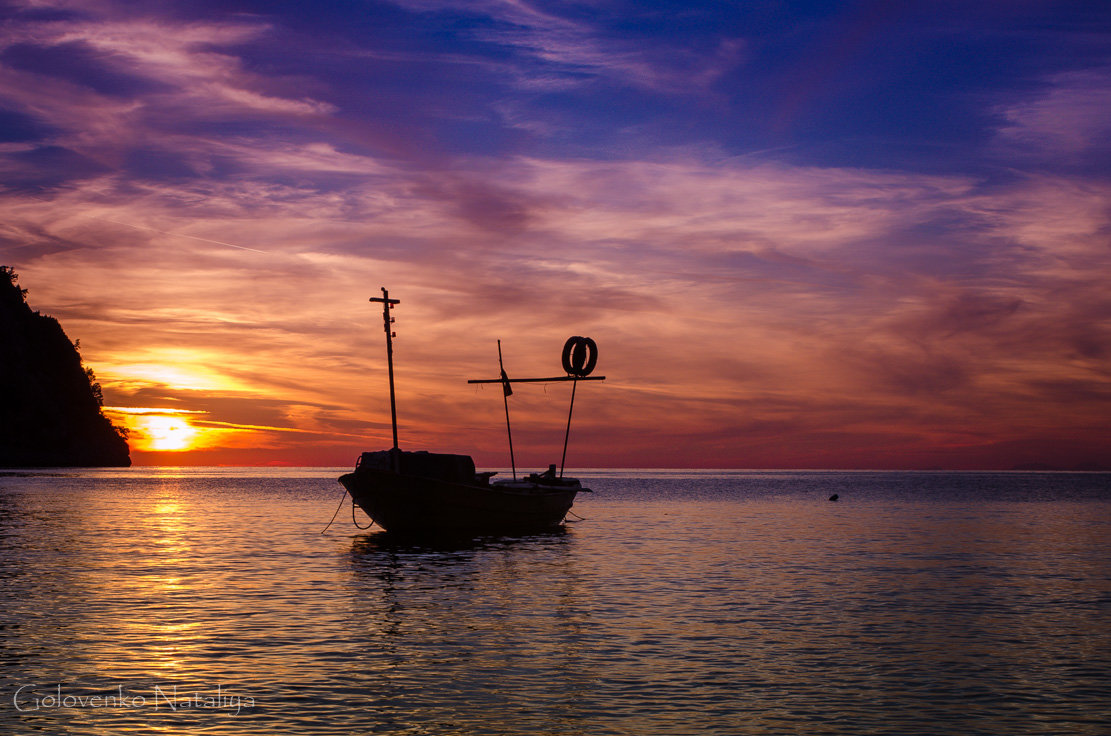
{"left": 829, "top": 494, "right": 839, "bottom": 502}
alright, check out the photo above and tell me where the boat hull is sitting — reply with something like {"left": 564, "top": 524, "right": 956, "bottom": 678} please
{"left": 339, "top": 468, "right": 578, "bottom": 535}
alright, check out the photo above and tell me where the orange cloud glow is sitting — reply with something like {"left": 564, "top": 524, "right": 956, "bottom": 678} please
{"left": 7, "top": 153, "right": 1109, "bottom": 468}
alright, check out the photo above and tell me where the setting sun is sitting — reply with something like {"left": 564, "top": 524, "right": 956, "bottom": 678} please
{"left": 143, "top": 416, "right": 199, "bottom": 451}
{"left": 105, "top": 408, "right": 207, "bottom": 454}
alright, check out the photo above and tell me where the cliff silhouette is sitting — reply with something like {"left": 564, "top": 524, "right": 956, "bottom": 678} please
{"left": 1, "top": 266, "right": 130, "bottom": 467}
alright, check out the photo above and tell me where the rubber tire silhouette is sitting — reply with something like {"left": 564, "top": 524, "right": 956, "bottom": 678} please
{"left": 561, "top": 336, "right": 598, "bottom": 377}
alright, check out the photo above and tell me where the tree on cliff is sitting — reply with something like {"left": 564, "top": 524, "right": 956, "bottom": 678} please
{"left": 0, "top": 266, "right": 130, "bottom": 467}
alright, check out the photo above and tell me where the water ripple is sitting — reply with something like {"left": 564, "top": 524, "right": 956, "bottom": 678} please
{"left": 1, "top": 469, "right": 1109, "bottom": 734}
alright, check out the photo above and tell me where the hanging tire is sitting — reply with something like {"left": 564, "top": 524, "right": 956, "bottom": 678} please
{"left": 561, "top": 336, "right": 598, "bottom": 377}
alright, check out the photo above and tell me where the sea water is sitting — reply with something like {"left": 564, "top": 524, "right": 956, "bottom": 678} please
{"left": 0, "top": 468, "right": 1108, "bottom": 735}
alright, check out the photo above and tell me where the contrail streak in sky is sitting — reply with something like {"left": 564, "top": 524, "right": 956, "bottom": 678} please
{"left": 15, "top": 193, "right": 271, "bottom": 255}
{"left": 101, "top": 218, "right": 269, "bottom": 254}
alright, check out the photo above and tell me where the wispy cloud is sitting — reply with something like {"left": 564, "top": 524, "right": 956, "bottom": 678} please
{"left": 995, "top": 67, "right": 1111, "bottom": 163}
{"left": 387, "top": 0, "right": 744, "bottom": 97}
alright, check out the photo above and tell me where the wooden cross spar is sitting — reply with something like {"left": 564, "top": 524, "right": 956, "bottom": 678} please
{"left": 469, "top": 376, "right": 606, "bottom": 384}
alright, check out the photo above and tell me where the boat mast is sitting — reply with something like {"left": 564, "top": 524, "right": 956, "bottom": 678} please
{"left": 369, "top": 287, "right": 400, "bottom": 450}
{"left": 498, "top": 339, "right": 517, "bottom": 480}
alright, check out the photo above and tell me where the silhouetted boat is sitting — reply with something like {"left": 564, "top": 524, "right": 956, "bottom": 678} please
{"left": 340, "top": 450, "right": 583, "bottom": 534}
{"left": 338, "top": 288, "right": 604, "bottom": 535}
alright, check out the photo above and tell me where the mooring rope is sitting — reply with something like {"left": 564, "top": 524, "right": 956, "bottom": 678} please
{"left": 320, "top": 489, "right": 349, "bottom": 534}
{"left": 565, "top": 509, "right": 587, "bottom": 521}
{"left": 321, "top": 489, "right": 375, "bottom": 533}
{"left": 351, "top": 498, "right": 375, "bottom": 530}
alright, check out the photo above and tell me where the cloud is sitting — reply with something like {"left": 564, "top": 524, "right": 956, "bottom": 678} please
{"left": 6, "top": 145, "right": 1108, "bottom": 466}
{"left": 994, "top": 67, "right": 1111, "bottom": 167}
{"left": 385, "top": 0, "right": 744, "bottom": 96}
{"left": 0, "top": 11, "right": 337, "bottom": 194}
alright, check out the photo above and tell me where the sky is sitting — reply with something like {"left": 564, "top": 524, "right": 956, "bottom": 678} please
{"left": 1, "top": 0, "right": 1109, "bottom": 469}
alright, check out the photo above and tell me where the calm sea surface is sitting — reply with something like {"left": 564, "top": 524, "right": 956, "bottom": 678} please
{"left": 1, "top": 468, "right": 1109, "bottom": 735}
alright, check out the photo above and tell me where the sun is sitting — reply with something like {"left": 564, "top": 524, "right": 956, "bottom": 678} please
{"left": 143, "top": 415, "right": 199, "bottom": 451}
{"left": 103, "top": 407, "right": 209, "bottom": 454}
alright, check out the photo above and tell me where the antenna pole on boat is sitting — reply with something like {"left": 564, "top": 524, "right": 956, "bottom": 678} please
{"left": 498, "top": 339, "right": 517, "bottom": 480}
{"left": 559, "top": 376, "right": 578, "bottom": 478}
{"left": 369, "top": 287, "right": 401, "bottom": 451}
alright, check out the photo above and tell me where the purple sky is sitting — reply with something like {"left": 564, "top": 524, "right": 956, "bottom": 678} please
{"left": 1, "top": 0, "right": 1109, "bottom": 468}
